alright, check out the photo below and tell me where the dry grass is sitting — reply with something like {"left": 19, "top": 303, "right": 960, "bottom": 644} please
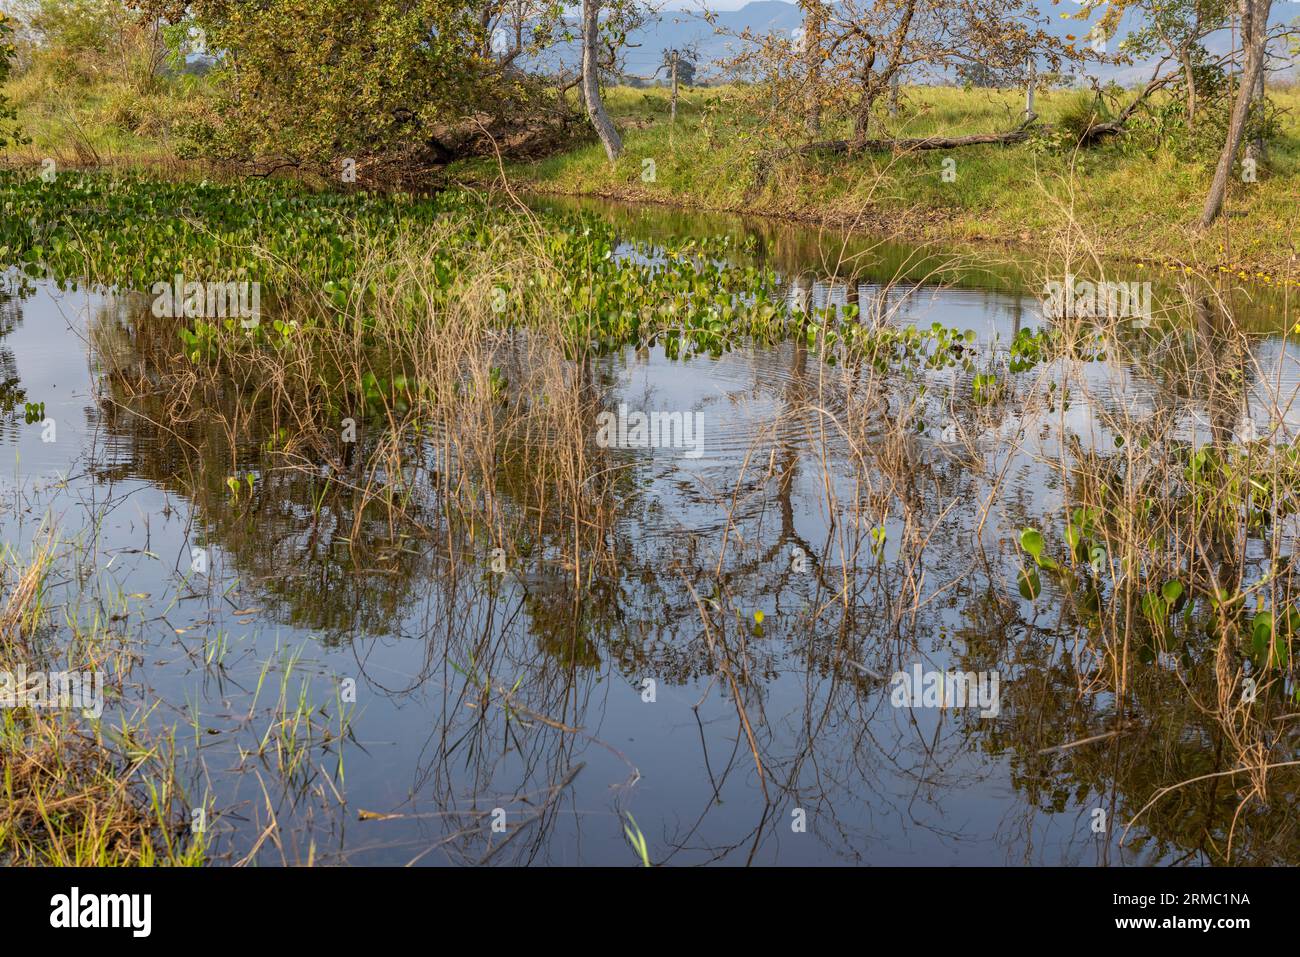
{"left": 0, "top": 535, "right": 203, "bottom": 866}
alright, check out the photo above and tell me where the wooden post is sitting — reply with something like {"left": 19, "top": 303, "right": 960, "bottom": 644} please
{"left": 671, "top": 49, "right": 679, "bottom": 125}
{"left": 1247, "top": 56, "right": 1266, "bottom": 161}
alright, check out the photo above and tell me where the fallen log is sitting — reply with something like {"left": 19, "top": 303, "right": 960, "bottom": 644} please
{"left": 749, "top": 68, "right": 1192, "bottom": 196}
{"left": 771, "top": 113, "right": 1040, "bottom": 161}
{"left": 751, "top": 113, "right": 1039, "bottom": 189}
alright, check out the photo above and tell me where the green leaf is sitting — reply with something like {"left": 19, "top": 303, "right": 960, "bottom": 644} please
{"left": 1017, "top": 568, "right": 1041, "bottom": 601}
{"left": 1161, "top": 580, "right": 1184, "bottom": 606}
{"left": 1251, "top": 612, "right": 1274, "bottom": 660}
{"left": 1019, "top": 528, "right": 1044, "bottom": 564}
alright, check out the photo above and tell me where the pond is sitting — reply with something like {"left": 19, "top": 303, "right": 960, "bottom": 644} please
{"left": 3, "top": 187, "right": 1299, "bottom": 865}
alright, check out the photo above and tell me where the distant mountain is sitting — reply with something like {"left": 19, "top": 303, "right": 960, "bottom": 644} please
{"left": 527, "top": 1, "right": 1296, "bottom": 87}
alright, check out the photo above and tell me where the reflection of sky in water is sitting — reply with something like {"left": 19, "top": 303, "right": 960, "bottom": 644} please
{"left": 0, "top": 258, "right": 1295, "bottom": 865}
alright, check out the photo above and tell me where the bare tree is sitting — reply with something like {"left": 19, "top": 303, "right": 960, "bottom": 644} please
{"left": 725, "top": 0, "right": 1100, "bottom": 150}
{"left": 802, "top": 0, "right": 827, "bottom": 135}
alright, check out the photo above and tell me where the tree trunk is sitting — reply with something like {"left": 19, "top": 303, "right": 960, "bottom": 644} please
{"left": 582, "top": 0, "right": 622, "bottom": 161}
{"left": 804, "top": 5, "right": 824, "bottom": 135}
{"left": 852, "top": 52, "right": 878, "bottom": 146}
{"left": 1025, "top": 58, "right": 1036, "bottom": 117}
{"left": 777, "top": 120, "right": 1037, "bottom": 161}
{"left": 1200, "top": 0, "right": 1270, "bottom": 226}
{"left": 854, "top": 93, "right": 873, "bottom": 145}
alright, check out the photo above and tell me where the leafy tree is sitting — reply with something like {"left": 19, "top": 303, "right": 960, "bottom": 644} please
{"left": 1101, "top": 0, "right": 1231, "bottom": 126}
{"left": 661, "top": 48, "right": 696, "bottom": 87}
{"left": 142, "top": 0, "right": 566, "bottom": 180}
{"left": 0, "top": 10, "right": 26, "bottom": 150}
{"left": 956, "top": 62, "right": 1000, "bottom": 88}
{"left": 675, "top": 56, "right": 695, "bottom": 88}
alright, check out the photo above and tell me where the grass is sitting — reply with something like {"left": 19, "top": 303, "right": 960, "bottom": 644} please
{"left": 453, "top": 83, "right": 1300, "bottom": 278}
{"left": 0, "top": 535, "right": 205, "bottom": 865}
{"left": 3, "top": 66, "right": 213, "bottom": 169}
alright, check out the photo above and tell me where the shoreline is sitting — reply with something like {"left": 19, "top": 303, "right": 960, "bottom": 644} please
{"left": 457, "top": 173, "right": 1300, "bottom": 289}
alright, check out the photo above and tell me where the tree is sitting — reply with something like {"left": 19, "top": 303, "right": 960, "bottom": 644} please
{"left": 1200, "top": 0, "right": 1272, "bottom": 225}
{"left": 801, "top": 0, "right": 826, "bottom": 134}
{"left": 581, "top": 0, "right": 622, "bottom": 160}
{"left": 956, "top": 62, "right": 1001, "bottom": 88}
{"left": 1081, "top": 0, "right": 1278, "bottom": 226}
{"left": 675, "top": 55, "right": 695, "bottom": 87}
{"left": 0, "top": 11, "right": 24, "bottom": 150}
{"left": 11, "top": 0, "right": 168, "bottom": 91}
{"left": 727, "top": 0, "right": 1104, "bottom": 148}
{"left": 137, "top": 0, "right": 566, "bottom": 179}
{"left": 1108, "top": 0, "right": 1231, "bottom": 126}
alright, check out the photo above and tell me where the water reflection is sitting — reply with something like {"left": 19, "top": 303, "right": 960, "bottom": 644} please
{"left": 2, "top": 203, "right": 1300, "bottom": 865}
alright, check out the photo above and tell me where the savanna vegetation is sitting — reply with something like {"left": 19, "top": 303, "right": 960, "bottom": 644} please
{"left": 1, "top": 0, "right": 1295, "bottom": 268}
{"left": 1, "top": 0, "right": 1300, "bottom": 870}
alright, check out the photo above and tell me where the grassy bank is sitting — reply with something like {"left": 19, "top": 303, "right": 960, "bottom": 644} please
{"left": 6, "top": 63, "right": 1298, "bottom": 279}
{"left": 1, "top": 48, "right": 213, "bottom": 170}
{"left": 453, "top": 84, "right": 1300, "bottom": 279}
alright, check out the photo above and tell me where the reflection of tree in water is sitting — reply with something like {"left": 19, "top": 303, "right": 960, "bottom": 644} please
{"left": 0, "top": 278, "right": 29, "bottom": 416}
{"left": 977, "top": 610, "right": 1300, "bottom": 865}
{"left": 82, "top": 274, "right": 1300, "bottom": 864}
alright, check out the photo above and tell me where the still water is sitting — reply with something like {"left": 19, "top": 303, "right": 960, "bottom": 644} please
{"left": 3, "top": 196, "right": 1299, "bottom": 865}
